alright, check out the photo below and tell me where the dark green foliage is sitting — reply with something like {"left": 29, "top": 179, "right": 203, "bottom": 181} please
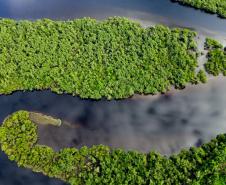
{"left": 1, "top": 111, "right": 226, "bottom": 185}
{"left": 204, "top": 38, "right": 226, "bottom": 76}
{"left": 173, "top": 0, "right": 226, "bottom": 18}
{"left": 0, "top": 17, "right": 203, "bottom": 99}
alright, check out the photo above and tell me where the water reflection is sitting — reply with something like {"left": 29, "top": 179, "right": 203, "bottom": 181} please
{"left": 0, "top": 0, "right": 226, "bottom": 184}
{"left": 0, "top": 78, "right": 226, "bottom": 155}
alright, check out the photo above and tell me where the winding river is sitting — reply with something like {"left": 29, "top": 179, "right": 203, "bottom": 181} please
{"left": 0, "top": 0, "right": 226, "bottom": 185}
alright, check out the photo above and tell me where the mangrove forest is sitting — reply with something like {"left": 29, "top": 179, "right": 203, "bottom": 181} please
{"left": 0, "top": 111, "right": 226, "bottom": 185}
{"left": 0, "top": 17, "right": 206, "bottom": 99}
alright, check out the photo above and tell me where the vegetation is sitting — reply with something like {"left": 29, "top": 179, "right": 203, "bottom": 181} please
{"left": 197, "top": 69, "right": 207, "bottom": 83}
{"left": 0, "top": 17, "right": 207, "bottom": 99}
{"left": 204, "top": 38, "right": 226, "bottom": 76}
{"left": 173, "top": 0, "right": 226, "bottom": 18}
{"left": 0, "top": 17, "right": 225, "bottom": 184}
{"left": 0, "top": 110, "right": 226, "bottom": 185}
{"left": 205, "top": 38, "right": 224, "bottom": 50}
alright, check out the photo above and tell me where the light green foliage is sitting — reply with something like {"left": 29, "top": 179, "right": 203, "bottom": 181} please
{"left": 204, "top": 38, "right": 226, "bottom": 76}
{"left": 173, "top": 0, "right": 226, "bottom": 18}
{"left": 197, "top": 70, "right": 207, "bottom": 83}
{"left": 205, "top": 38, "right": 224, "bottom": 50}
{"left": 0, "top": 111, "right": 226, "bottom": 185}
{"left": 0, "top": 111, "right": 38, "bottom": 163}
{"left": 0, "top": 17, "right": 203, "bottom": 99}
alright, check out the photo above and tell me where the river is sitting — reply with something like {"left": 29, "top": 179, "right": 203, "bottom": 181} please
{"left": 0, "top": 0, "right": 226, "bottom": 185}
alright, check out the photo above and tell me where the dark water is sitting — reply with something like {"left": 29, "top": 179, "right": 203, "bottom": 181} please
{"left": 0, "top": 0, "right": 226, "bottom": 34}
{"left": 0, "top": 0, "right": 226, "bottom": 185}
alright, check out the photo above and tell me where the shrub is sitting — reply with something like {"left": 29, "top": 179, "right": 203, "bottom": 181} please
{"left": 204, "top": 38, "right": 226, "bottom": 76}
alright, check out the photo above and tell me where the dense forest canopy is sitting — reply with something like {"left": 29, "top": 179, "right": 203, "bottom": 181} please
{"left": 0, "top": 111, "right": 226, "bottom": 185}
{"left": 0, "top": 17, "right": 207, "bottom": 99}
{"left": 173, "top": 0, "right": 226, "bottom": 18}
{"left": 204, "top": 38, "right": 226, "bottom": 76}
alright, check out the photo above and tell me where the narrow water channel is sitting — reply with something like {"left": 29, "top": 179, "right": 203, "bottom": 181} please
{"left": 0, "top": 0, "right": 226, "bottom": 185}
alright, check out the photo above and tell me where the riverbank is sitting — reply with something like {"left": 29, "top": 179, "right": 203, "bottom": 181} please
{"left": 172, "top": 0, "right": 226, "bottom": 18}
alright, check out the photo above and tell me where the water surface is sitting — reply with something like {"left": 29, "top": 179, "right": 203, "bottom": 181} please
{"left": 0, "top": 0, "right": 226, "bottom": 185}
